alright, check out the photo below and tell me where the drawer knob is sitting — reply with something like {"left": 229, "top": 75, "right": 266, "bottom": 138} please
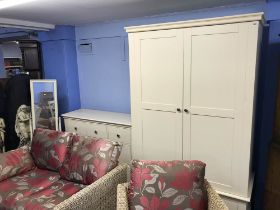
{"left": 117, "top": 134, "right": 120, "bottom": 138}
{"left": 184, "top": 109, "right": 189, "bottom": 113}
{"left": 177, "top": 108, "right": 181, "bottom": 112}
{"left": 74, "top": 127, "right": 77, "bottom": 131}
{"left": 94, "top": 130, "right": 98, "bottom": 134}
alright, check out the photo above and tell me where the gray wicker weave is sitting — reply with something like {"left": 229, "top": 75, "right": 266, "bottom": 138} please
{"left": 54, "top": 163, "right": 129, "bottom": 210}
{"left": 116, "top": 180, "right": 229, "bottom": 210}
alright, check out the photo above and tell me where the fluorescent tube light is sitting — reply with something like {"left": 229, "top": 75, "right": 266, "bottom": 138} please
{"left": 0, "top": 0, "right": 37, "bottom": 9}
{"left": 0, "top": 17, "right": 55, "bottom": 31}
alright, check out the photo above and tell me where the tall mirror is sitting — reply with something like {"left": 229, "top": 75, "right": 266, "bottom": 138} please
{"left": 30, "top": 80, "right": 58, "bottom": 131}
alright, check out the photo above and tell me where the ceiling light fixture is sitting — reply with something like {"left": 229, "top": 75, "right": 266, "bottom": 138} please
{"left": 0, "top": 0, "right": 37, "bottom": 10}
{"left": 0, "top": 17, "right": 55, "bottom": 31}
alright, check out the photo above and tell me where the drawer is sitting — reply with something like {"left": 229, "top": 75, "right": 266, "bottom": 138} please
{"left": 64, "top": 118, "right": 88, "bottom": 135}
{"left": 85, "top": 121, "right": 108, "bottom": 139}
{"left": 107, "top": 125, "right": 131, "bottom": 144}
{"left": 119, "top": 144, "right": 131, "bottom": 163}
{"left": 64, "top": 118, "right": 108, "bottom": 139}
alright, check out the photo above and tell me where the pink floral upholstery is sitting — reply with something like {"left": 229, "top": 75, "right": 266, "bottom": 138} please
{"left": 0, "top": 146, "right": 35, "bottom": 182}
{"left": 59, "top": 135, "right": 122, "bottom": 185}
{"left": 31, "top": 128, "right": 73, "bottom": 171}
{"left": 129, "top": 160, "right": 207, "bottom": 210}
{"left": 14, "top": 179, "right": 85, "bottom": 209}
{"left": 0, "top": 167, "right": 60, "bottom": 209}
{"left": 0, "top": 167, "right": 85, "bottom": 209}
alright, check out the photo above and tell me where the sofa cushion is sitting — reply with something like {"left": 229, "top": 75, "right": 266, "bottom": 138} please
{"left": 31, "top": 128, "right": 73, "bottom": 171}
{"left": 59, "top": 135, "right": 122, "bottom": 185}
{"left": 0, "top": 167, "right": 60, "bottom": 209}
{"left": 13, "top": 179, "right": 85, "bottom": 209}
{"left": 0, "top": 145, "right": 35, "bottom": 182}
{"left": 129, "top": 160, "right": 207, "bottom": 210}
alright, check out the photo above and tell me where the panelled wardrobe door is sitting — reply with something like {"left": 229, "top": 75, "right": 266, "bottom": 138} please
{"left": 129, "top": 29, "right": 184, "bottom": 160}
{"left": 183, "top": 22, "right": 260, "bottom": 196}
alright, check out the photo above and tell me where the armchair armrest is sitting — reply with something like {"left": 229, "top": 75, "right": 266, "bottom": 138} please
{"left": 117, "top": 183, "right": 129, "bottom": 210}
{"left": 205, "top": 180, "right": 229, "bottom": 210}
{"left": 55, "top": 163, "right": 129, "bottom": 210}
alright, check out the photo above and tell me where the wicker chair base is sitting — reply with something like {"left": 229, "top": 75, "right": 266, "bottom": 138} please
{"left": 54, "top": 163, "right": 129, "bottom": 210}
{"left": 116, "top": 179, "right": 229, "bottom": 210}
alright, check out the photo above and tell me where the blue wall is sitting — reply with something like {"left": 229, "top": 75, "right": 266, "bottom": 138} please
{"left": 77, "top": 36, "right": 130, "bottom": 113}
{"left": 75, "top": 1, "right": 265, "bottom": 114}
{"left": 266, "top": 0, "right": 280, "bottom": 21}
{"left": 252, "top": 17, "right": 280, "bottom": 210}
{"left": 38, "top": 26, "right": 80, "bottom": 115}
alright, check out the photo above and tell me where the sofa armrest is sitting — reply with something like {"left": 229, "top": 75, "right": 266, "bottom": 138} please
{"left": 117, "top": 183, "right": 129, "bottom": 210}
{"left": 0, "top": 146, "right": 34, "bottom": 182}
{"left": 116, "top": 180, "right": 229, "bottom": 210}
{"left": 54, "top": 163, "right": 129, "bottom": 210}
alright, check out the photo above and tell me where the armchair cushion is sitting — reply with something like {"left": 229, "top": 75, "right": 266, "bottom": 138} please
{"left": 31, "top": 128, "right": 73, "bottom": 171}
{"left": 117, "top": 180, "right": 229, "bottom": 210}
{"left": 0, "top": 145, "right": 34, "bottom": 182}
{"left": 129, "top": 160, "right": 207, "bottom": 210}
{"left": 59, "top": 135, "right": 122, "bottom": 185}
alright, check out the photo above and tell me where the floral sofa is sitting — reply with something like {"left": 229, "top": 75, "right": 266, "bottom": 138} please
{"left": 0, "top": 128, "right": 128, "bottom": 210}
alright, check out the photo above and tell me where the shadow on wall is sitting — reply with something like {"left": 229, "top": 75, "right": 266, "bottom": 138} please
{"left": 38, "top": 26, "right": 81, "bottom": 115}
{"left": 252, "top": 20, "right": 280, "bottom": 210}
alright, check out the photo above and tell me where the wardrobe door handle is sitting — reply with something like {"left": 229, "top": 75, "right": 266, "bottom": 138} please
{"left": 184, "top": 109, "right": 189, "bottom": 113}
{"left": 177, "top": 108, "right": 181, "bottom": 112}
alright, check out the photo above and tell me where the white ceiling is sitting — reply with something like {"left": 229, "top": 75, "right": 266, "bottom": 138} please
{"left": 0, "top": 0, "right": 262, "bottom": 26}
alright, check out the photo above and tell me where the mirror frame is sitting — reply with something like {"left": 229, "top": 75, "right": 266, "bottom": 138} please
{"left": 30, "top": 79, "right": 58, "bottom": 132}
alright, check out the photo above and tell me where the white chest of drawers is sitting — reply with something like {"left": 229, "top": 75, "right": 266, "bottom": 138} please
{"left": 62, "top": 109, "right": 131, "bottom": 163}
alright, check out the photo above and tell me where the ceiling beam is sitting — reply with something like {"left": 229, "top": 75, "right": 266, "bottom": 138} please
{"left": 0, "top": 17, "right": 55, "bottom": 31}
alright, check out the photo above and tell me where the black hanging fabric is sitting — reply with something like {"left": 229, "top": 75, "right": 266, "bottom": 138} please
{"left": 0, "top": 83, "right": 5, "bottom": 116}
{"left": 4, "top": 74, "right": 31, "bottom": 151}
{"left": 0, "top": 82, "right": 5, "bottom": 152}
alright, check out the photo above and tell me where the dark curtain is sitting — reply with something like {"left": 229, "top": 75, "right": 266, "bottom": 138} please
{"left": 0, "top": 83, "right": 4, "bottom": 116}
{"left": 0, "top": 82, "right": 5, "bottom": 152}
{"left": 4, "top": 74, "right": 31, "bottom": 151}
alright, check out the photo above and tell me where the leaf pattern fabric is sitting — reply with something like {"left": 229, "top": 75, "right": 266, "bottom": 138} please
{"left": 129, "top": 160, "right": 207, "bottom": 210}
{"left": 59, "top": 135, "right": 122, "bottom": 185}
{"left": 0, "top": 129, "right": 123, "bottom": 209}
{"left": 14, "top": 179, "right": 85, "bottom": 210}
{"left": 0, "top": 167, "right": 60, "bottom": 209}
{"left": 0, "top": 117, "right": 5, "bottom": 153}
{"left": 0, "top": 168, "right": 85, "bottom": 210}
{"left": 31, "top": 128, "right": 73, "bottom": 171}
{"left": 0, "top": 145, "right": 34, "bottom": 182}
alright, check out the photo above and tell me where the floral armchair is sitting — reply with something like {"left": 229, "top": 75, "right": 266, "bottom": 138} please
{"left": 116, "top": 160, "right": 228, "bottom": 210}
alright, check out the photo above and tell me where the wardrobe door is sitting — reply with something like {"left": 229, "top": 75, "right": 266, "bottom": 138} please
{"left": 130, "top": 29, "right": 184, "bottom": 160}
{"left": 183, "top": 22, "right": 260, "bottom": 196}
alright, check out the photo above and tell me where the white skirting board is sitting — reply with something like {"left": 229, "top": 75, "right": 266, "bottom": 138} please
{"left": 221, "top": 195, "right": 250, "bottom": 210}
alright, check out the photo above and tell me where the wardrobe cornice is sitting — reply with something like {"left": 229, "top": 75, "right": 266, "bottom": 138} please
{"left": 125, "top": 12, "right": 265, "bottom": 33}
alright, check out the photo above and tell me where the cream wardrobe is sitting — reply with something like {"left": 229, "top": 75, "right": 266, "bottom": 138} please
{"left": 126, "top": 13, "right": 264, "bottom": 209}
